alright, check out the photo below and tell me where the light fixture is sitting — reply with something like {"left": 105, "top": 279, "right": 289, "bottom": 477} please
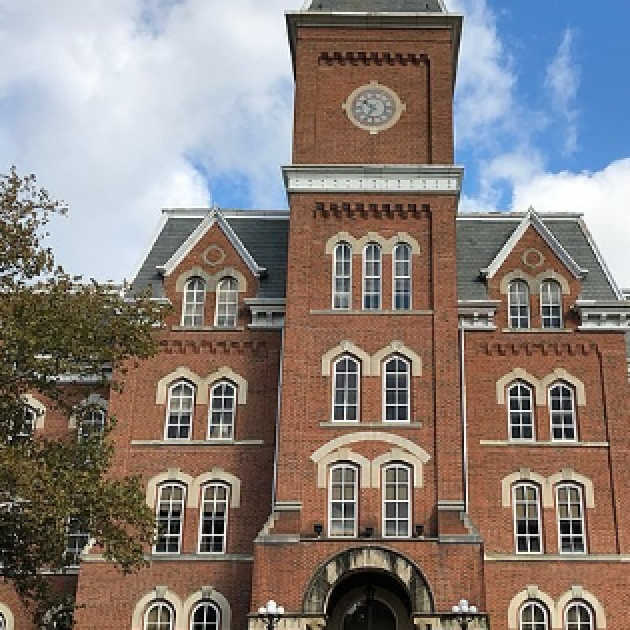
{"left": 313, "top": 523, "right": 323, "bottom": 537}
{"left": 414, "top": 524, "right": 424, "bottom": 538}
{"left": 258, "top": 600, "right": 285, "bottom": 630}
{"left": 451, "top": 599, "right": 479, "bottom": 630}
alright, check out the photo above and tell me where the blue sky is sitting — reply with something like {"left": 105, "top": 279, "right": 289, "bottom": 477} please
{"left": 0, "top": 0, "right": 628, "bottom": 287}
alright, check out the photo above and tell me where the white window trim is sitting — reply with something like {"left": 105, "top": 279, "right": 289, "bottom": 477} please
{"left": 214, "top": 277, "right": 239, "bottom": 327}
{"left": 182, "top": 588, "right": 232, "bottom": 630}
{"left": 508, "top": 279, "right": 530, "bottom": 329}
{"left": 332, "top": 242, "right": 352, "bottom": 310}
{"left": 507, "top": 382, "right": 535, "bottom": 442}
{"left": 513, "top": 483, "right": 543, "bottom": 555}
{"left": 548, "top": 382, "right": 578, "bottom": 443}
{"left": 181, "top": 277, "right": 206, "bottom": 328}
{"left": 382, "top": 463, "right": 411, "bottom": 538}
{"left": 164, "top": 381, "right": 195, "bottom": 441}
{"left": 154, "top": 483, "right": 186, "bottom": 555}
{"left": 382, "top": 355, "right": 411, "bottom": 423}
{"left": 197, "top": 483, "right": 229, "bottom": 555}
{"left": 331, "top": 355, "right": 360, "bottom": 423}
{"left": 555, "top": 483, "right": 587, "bottom": 555}
{"left": 392, "top": 242, "right": 412, "bottom": 311}
{"left": 563, "top": 601, "right": 593, "bottom": 630}
{"left": 519, "top": 600, "right": 549, "bottom": 630}
{"left": 362, "top": 242, "right": 382, "bottom": 310}
{"left": 540, "top": 279, "right": 563, "bottom": 329}
{"left": 144, "top": 600, "right": 175, "bottom": 630}
{"left": 0, "top": 603, "right": 14, "bottom": 630}
{"left": 207, "top": 381, "right": 237, "bottom": 440}
{"left": 328, "top": 463, "right": 358, "bottom": 538}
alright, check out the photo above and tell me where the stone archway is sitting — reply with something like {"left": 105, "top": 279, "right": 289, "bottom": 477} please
{"left": 302, "top": 546, "right": 434, "bottom": 616}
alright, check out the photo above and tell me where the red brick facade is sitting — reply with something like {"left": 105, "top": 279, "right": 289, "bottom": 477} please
{"left": 2, "top": 3, "right": 629, "bottom": 630}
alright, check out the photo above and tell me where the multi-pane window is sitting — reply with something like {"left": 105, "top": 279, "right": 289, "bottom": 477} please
{"left": 0, "top": 612, "right": 5, "bottom": 630}
{"left": 182, "top": 277, "right": 206, "bottom": 327}
{"left": 329, "top": 464, "right": 358, "bottom": 537}
{"left": 556, "top": 484, "right": 586, "bottom": 553}
{"left": 65, "top": 518, "right": 89, "bottom": 565}
{"left": 192, "top": 602, "right": 220, "bottom": 630}
{"left": 507, "top": 382, "right": 534, "bottom": 440}
{"left": 215, "top": 277, "right": 238, "bottom": 327}
{"left": 549, "top": 383, "right": 576, "bottom": 441}
{"left": 15, "top": 405, "right": 37, "bottom": 438}
{"left": 165, "top": 381, "right": 194, "bottom": 440}
{"left": 208, "top": 381, "right": 236, "bottom": 440}
{"left": 565, "top": 602, "right": 593, "bottom": 630}
{"left": 198, "top": 483, "right": 229, "bottom": 553}
{"left": 513, "top": 483, "right": 542, "bottom": 553}
{"left": 508, "top": 280, "right": 530, "bottom": 329}
{"left": 383, "top": 356, "right": 410, "bottom": 422}
{"left": 541, "top": 279, "right": 562, "bottom": 329}
{"left": 393, "top": 243, "right": 412, "bottom": 310}
{"left": 79, "top": 407, "right": 106, "bottom": 439}
{"left": 154, "top": 483, "right": 185, "bottom": 554}
{"left": 383, "top": 464, "right": 411, "bottom": 537}
{"left": 333, "top": 356, "right": 360, "bottom": 422}
{"left": 520, "top": 601, "right": 548, "bottom": 630}
{"left": 145, "top": 602, "right": 174, "bottom": 630}
{"left": 333, "top": 242, "right": 352, "bottom": 309}
{"left": 363, "top": 243, "right": 381, "bottom": 310}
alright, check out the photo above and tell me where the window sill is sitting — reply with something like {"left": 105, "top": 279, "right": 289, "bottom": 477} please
{"left": 311, "top": 309, "right": 434, "bottom": 316}
{"left": 150, "top": 553, "right": 254, "bottom": 562}
{"left": 320, "top": 421, "right": 422, "bottom": 428}
{"left": 131, "top": 439, "right": 264, "bottom": 447}
{"left": 479, "top": 440, "right": 608, "bottom": 447}
{"left": 502, "top": 327, "right": 571, "bottom": 333}
{"left": 484, "top": 553, "right": 620, "bottom": 562}
{"left": 171, "top": 325, "right": 245, "bottom": 332}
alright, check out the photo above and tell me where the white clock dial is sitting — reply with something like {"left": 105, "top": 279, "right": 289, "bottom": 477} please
{"left": 343, "top": 82, "right": 405, "bottom": 134}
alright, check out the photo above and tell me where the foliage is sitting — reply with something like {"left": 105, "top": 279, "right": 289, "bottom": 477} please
{"left": 0, "top": 168, "right": 169, "bottom": 627}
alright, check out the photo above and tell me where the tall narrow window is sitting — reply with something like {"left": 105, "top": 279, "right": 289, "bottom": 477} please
{"left": 215, "top": 277, "right": 238, "bottom": 327}
{"left": 513, "top": 483, "right": 542, "bottom": 553}
{"left": 383, "top": 356, "right": 410, "bottom": 422}
{"left": 198, "top": 483, "right": 229, "bottom": 553}
{"left": 565, "top": 602, "right": 593, "bottom": 630}
{"left": 154, "top": 483, "right": 185, "bottom": 553}
{"left": 508, "top": 280, "right": 530, "bottom": 329}
{"left": 182, "top": 277, "right": 206, "bottom": 327}
{"left": 333, "top": 242, "right": 352, "bottom": 309}
{"left": 541, "top": 279, "right": 562, "bottom": 329}
{"left": 19, "top": 405, "right": 37, "bottom": 438}
{"left": 192, "top": 602, "right": 220, "bottom": 630}
{"left": 556, "top": 484, "right": 586, "bottom": 553}
{"left": 383, "top": 464, "right": 411, "bottom": 537}
{"left": 165, "top": 381, "right": 194, "bottom": 440}
{"left": 507, "top": 382, "right": 534, "bottom": 440}
{"left": 363, "top": 243, "right": 381, "bottom": 310}
{"left": 393, "top": 243, "right": 412, "bottom": 310}
{"left": 333, "top": 356, "right": 360, "bottom": 422}
{"left": 329, "top": 464, "right": 358, "bottom": 537}
{"left": 549, "top": 383, "right": 576, "bottom": 441}
{"left": 65, "top": 518, "right": 89, "bottom": 565}
{"left": 208, "top": 381, "right": 236, "bottom": 440}
{"left": 520, "top": 602, "right": 548, "bottom": 630}
{"left": 145, "top": 602, "right": 174, "bottom": 630}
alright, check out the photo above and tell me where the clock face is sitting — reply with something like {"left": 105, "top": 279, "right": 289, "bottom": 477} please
{"left": 343, "top": 82, "right": 405, "bottom": 134}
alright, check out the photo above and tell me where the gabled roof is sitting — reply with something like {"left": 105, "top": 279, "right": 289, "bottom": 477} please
{"left": 480, "top": 207, "right": 587, "bottom": 280}
{"left": 303, "top": 0, "right": 447, "bottom": 12}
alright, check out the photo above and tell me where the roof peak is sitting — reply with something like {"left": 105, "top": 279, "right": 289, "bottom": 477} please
{"left": 303, "top": 0, "right": 447, "bottom": 13}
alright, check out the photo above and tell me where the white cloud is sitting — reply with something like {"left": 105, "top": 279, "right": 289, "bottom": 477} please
{"left": 545, "top": 28, "right": 580, "bottom": 156}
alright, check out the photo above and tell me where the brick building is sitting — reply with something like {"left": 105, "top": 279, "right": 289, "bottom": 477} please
{"left": 2, "top": 0, "right": 630, "bottom": 628}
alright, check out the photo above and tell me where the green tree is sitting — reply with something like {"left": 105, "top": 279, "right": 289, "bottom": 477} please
{"left": 0, "top": 167, "right": 169, "bottom": 627}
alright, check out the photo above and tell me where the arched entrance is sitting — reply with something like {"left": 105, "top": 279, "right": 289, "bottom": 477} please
{"left": 302, "top": 546, "right": 434, "bottom": 630}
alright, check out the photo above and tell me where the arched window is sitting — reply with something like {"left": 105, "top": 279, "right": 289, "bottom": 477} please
{"left": 145, "top": 601, "right": 174, "bottom": 630}
{"left": 333, "top": 242, "right": 352, "bottom": 310}
{"left": 215, "top": 277, "right": 238, "bottom": 327}
{"left": 182, "top": 277, "right": 206, "bottom": 327}
{"left": 549, "top": 383, "right": 576, "bottom": 441}
{"left": 0, "top": 611, "right": 6, "bottom": 630}
{"left": 191, "top": 601, "right": 220, "bottom": 630}
{"left": 198, "top": 483, "right": 229, "bottom": 554}
{"left": 329, "top": 464, "right": 358, "bottom": 537}
{"left": 541, "top": 279, "right": 562, "bottom": 329}
{"left": 508, "top": 280, "right": 530, "bottom": 329}
{"left": 363, "top": 243, "right": 381, "bottom": 310}
{"left": 208, "top": 381, "right": 236, "bottom": 440}
{"left": 556, "top": 484, "right": 586, "bottom": 553}
{"left": 382, "top": 464, "right": 411, "bottom": 537}
{"left": 565, "top": 602, "right": 593, "bottom": 630}
{"left": 383, "top": 356, "right": 410, "bottom": 422}
{"left": 333, "top": 356, "right": 360, "bottom": 422}
{"left": 154, "top": 483, "right": 186, "bottom": 553}
{"left": 507, "top": 382, "right": 534, "bottom": 440}
{"left": 79, "top": 407, "right": 106, "bottom": 439}
{"left": 520, "top": 601, "right": 548, "bottom": 630}
{"left": 165, "top": 381, "right": 195, "bottom": 440}
{"left": 513, "top": 483, "right": 542, "bottom": 553}
{"left": 393, "top": 243, "right": 412, "bottom": 310}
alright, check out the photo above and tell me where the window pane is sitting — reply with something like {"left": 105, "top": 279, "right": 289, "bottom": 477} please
{"left": 333, "top": 357, "right": 360, "bottom": 422}
{"left": 208, "top": 382, "right": 236, "bottom": 439}
{"left": 556, "top": 485, "right": 586, "bottom": 553}
{"left": 192, "top": 602, "right": 220, "bottom": 630}
{"left": 199, "top": 484, "right": 229, "bottom": 553}
{"left": 155, "top": 484, "right": 185, "bottom": 553}
{"left": 363, "top": 243, "right": 381, "bottom": 310}
{"left": 182, "top": 278, "right": 206, "bottom": 327}
{"left": 508, "top": 281, "right": 530, "bottom": 329}
{"left": 333, "top": 243, "right": 352, "bottom": 309}
{"left": 383, "top": 465, "right": 411, "bottom": 538}
{"left": 513, "top": 484, "right": 542, "bottom": 553}
{"left": 215, "top": 277, "right": 238, "bottom": 327}
{"left": 508, "top": 382, "right": 534, "bottom": 440}
{"left": 165, "top": 382, "right": 194, "bottom": 440}
{"left": 541, "top": 280, "right": 562, "bottom": 329}
{"left": 329, "top": 465, "right": 357, "bottom": 537}
{"left": 383, "top": 357, "right": 410, "bottom": 423}
{"left": 393, "top": 244, "right": 412, "bottom": 311}
{"left": 549, "top": 384, "right": 576, "bottom": 441}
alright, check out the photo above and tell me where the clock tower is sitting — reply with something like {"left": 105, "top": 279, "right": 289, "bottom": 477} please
{"left": 251, "top": 2, "right": 482, "bottom": 629}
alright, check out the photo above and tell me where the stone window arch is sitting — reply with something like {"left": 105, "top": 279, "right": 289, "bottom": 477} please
{"left": 0, "top": 603, "right": 14, "bottom": 630}
{"left": 22, "top": 394, "right": 46, "bottom": 430}
{"left": 507, "top": 587, "right": 554, "bottom": 630}
{"left": 556, "top": 587, "right": 606, "bottom": 629}
{"left": 322, "top": 341, "right": 371, "bottom": 376}
{"left": 156, "top": 367, "right": 206, "bottom": 405}
{"left": 190, "top": 469, "right": 242, "bottom": 508}
{"left": 182, "top": 587, "right": 232, "bottom": 630}
{"left": 371, "top": 341, "right": 422, "bottom": 377}
{"left": 146, "top": 470, "right": 194, "bottom": 508}
{"left": 131, "top": 588, "right": 183, "bottom": 630}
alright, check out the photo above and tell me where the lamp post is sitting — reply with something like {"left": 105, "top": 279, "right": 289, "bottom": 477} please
{"left": 258, "top": 600, "right": 285, "bottom": 630}
{"left": 451, "top": 599, "right": 479, "bottom": 630}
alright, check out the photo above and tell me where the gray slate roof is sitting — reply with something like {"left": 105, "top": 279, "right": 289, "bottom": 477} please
{"left": 456, "top": 216, "right": 618, "bottom": 301}
{"left": 306, "top": 0, "right": 445, "bottom": 12}
{"left": 131, "top": 211, "right": 618, "bottom": 305}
